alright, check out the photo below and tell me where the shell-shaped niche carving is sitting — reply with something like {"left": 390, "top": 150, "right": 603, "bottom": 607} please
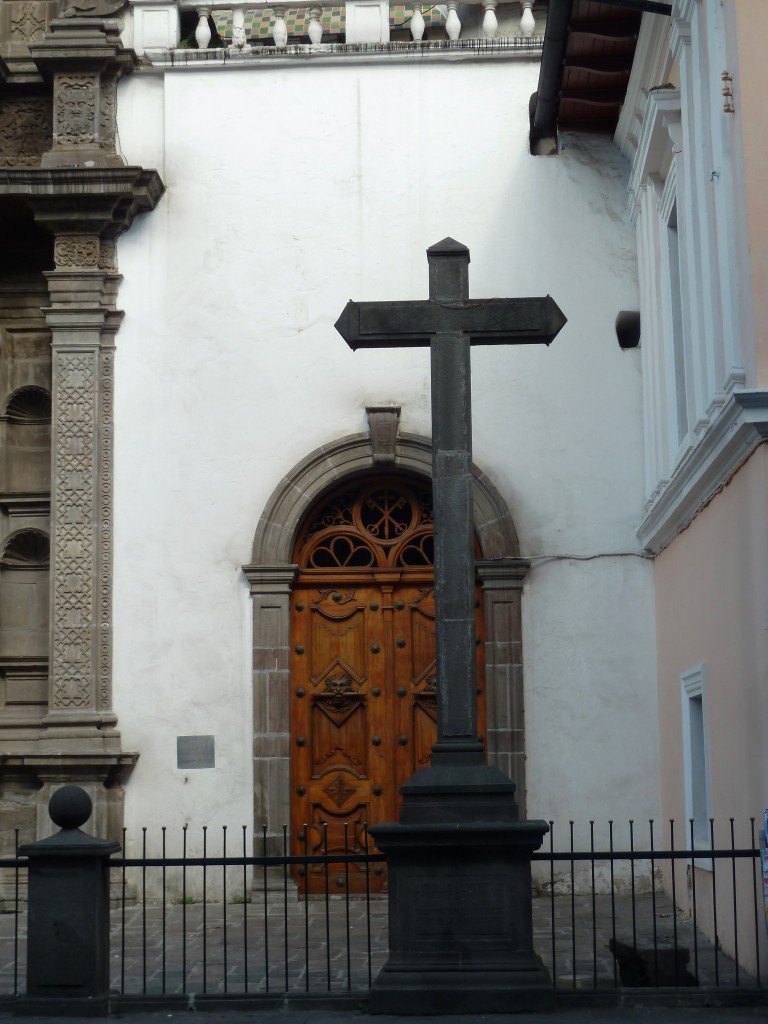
{"left": 5, "top": 387, "right": 52, "bottom": 424}
{"left": 1, "top": 530, "right": 50, "bottom": 569}
{"left": 0, "top": 529, "right": 50, "bottom": 662}
{"left": 3, "top": 388, "right": 52, "bottom": 492}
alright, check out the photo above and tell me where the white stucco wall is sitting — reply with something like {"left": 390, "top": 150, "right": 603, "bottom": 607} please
{"left": 112, "top": 56, "right": 659, "bottom": 852}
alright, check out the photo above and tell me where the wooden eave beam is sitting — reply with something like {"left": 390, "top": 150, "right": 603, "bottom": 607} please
{"left": 564, "top": 57, "right": 635, "bottom": 73}
{"left": 568, "top": 21, "right": 641, "bottom": 38}
{"left": 578, "top": 0, "right": 671, "bottom": 13}
{"left": 560, "top": 88, "right": 628, "bottom": 102}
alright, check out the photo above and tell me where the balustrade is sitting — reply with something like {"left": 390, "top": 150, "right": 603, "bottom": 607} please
{"left": 127, "top": 0, "right": 541, "bottom": 54}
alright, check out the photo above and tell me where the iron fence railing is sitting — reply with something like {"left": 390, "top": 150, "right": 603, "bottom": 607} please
{"left": 111, "top": 824, "right": 387, "bottom": 997}
{"left": 0, "top": 818, "right": 766, "bottom": 1003}
{"left": 0, "top": 840, "right": 23, "bottom": 999}
{"left": 532, "top": 819, "right": 766, "bottom": 992}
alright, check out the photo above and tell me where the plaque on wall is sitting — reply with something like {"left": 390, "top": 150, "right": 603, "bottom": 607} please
{"left": 177, "top": 734, "right": 215, "bottom": 769}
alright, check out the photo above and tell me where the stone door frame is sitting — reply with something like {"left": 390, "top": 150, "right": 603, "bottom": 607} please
{"left": 243, "top": 431, "right": 530, "bottom": 854}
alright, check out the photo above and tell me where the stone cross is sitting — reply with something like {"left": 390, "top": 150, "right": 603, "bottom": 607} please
{"left": 335, "top": 238, "right": 566, "bottom": 768}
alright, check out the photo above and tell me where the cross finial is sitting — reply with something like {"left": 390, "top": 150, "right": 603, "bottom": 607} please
{"left": 427, "top": 237, "right": 470, "bottom": 302}
{"left": 336, "top": 242, "right": 566, "bottom": 766}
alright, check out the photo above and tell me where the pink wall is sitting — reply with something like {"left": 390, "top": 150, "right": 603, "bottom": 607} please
{"left": 654, "top": 445, "right": 768, "bottom": 974}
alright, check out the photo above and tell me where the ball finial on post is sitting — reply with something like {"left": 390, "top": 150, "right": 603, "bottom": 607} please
{"left": 49, "top": 785, "right": 92, "bottom": 831}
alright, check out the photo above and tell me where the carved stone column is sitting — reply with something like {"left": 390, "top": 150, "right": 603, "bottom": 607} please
{"left": 43, "top": 232, "right": 121, "bottom": 738}
{"left": 1, "top": 8, "right": 164, "bottom": 841}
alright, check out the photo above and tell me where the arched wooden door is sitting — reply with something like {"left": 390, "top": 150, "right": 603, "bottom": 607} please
{"left": 290, "top": 478, "right": 485, "bottom": 893}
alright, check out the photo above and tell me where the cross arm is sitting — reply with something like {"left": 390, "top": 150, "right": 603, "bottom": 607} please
{"left": 335, "top": 297, "right": 567, "bottom": 351}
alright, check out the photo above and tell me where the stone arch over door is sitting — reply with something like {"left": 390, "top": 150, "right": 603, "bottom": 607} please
{"left": 243, "top": 430, "right": 529, "bottom": 854}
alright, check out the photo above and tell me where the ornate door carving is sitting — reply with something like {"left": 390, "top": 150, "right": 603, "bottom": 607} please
{"left": 290, "top": 480, "right": 485, "bottom": 893}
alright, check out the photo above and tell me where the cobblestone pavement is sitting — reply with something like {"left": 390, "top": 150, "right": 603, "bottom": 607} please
{"left": 0, "top": 890, "right": 761, "bottom": 999}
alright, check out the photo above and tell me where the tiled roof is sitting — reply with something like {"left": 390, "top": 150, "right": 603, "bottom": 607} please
{"left": 558, "top": 0, "right": 642, "bottom": 133}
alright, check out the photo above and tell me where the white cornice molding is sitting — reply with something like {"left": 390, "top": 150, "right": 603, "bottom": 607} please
{"left": 672, "top": 0, "right": 698, "bottom": 28}
{"left": 637, "top": 390, "right": 768, "bottom": 553}
{"left": 627, "top": 88, "right": 680, "bottom": 219}
{"left": 670, "top": 0, "right": 696, "bottom": 60}
{"left": 615, "top": 13, "right": 671, "bottom": 164}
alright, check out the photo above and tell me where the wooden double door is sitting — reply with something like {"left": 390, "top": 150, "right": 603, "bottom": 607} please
{"left": 289, "top": 479, "right": 485, "bottom": 892}
{"left": 290, "top": 572, "right": 485, "bottom": 893}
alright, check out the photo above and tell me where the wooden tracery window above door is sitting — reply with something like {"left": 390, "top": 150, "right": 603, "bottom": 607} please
{"left": 294, "top": 480, "right": 434, "bottom": 571}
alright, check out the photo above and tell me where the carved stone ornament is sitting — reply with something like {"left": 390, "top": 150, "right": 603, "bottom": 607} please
{"left": 98, "top": 238, "right": 117, "bottom": 271}
{"left": 366, "top": 404, "right": 401, "bottom": 463}
{"left": 99, "top": 76, "right": 116, "bottom": 149}
{"left": 98, "top": 349, "right": 113, "bottom": 711}
{"left": 55, "top": 75, "right": 98, "bottom": 146}
{"left": 0, "top": 97, "right": 52, "bottom": 168}
{"left": 54, "top": 235, "right": 100, "bottom": 268}
{"left": 60, "top": 0, "right": 127, "bottom": 16}
{"left": 53, "top": 353, "right": 97, "bottom": 709}
{"left": 9, "top": 2, "right": 47, "bottom": 43}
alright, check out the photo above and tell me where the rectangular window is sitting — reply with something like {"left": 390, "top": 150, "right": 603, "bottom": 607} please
{"left": 680, "top": 664, "right": 711, "bottom": 854}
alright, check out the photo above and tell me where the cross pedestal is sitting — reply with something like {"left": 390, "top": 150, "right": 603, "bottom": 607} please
{"left": 336, "top": 239, "right": 566, "bottom": 1013}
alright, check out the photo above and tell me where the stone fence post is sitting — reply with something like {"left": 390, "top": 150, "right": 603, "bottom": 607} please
{"left": 18, "top": 785, "right": 120, "bottom": 1015}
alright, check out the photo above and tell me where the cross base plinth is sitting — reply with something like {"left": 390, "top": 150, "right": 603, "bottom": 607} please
{"left": 370, "top": 964, "right": 553, "bottom": 1016}
{"left": 369, "top": 772, "right": 551, "bottom": 1015}
{"left": 396, "top": 760, "right": 520, "bottom": 823}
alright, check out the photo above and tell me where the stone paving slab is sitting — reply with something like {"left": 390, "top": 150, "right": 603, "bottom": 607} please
{"left": 1, "top": 1004, "right": 768, "bottom": 1023}
{"left": 0, "top": 889, "right": 762, "bottom": 1001}
{"left": 1, "top": 892, "right": 760, "bottom": 1000}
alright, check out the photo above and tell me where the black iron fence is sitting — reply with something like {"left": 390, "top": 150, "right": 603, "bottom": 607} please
{"left": 535, "top": 819, "right": 766, "bottom": 993}
{"left": 1, "top": 818, "right": 766, "bottom": 1005}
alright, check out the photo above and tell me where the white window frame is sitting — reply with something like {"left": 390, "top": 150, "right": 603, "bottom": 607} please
{"left": 680, "top": 663, "right": 713, "bottom": 866}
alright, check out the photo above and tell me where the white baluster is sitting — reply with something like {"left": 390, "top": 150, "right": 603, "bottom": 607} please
{"left": 195, "top": 6, "right": 212, "bottom": 48}
{"left": 410, "top": 4, "right": 425, "bottom": 41}
{"left": 482, "top": 0, "right": 497, "bottom": 39}
{"left": 272, "top": 5, "right": 288, "bottom": 46}
{"left": 520, "top": 1, "right": 535, "bottom": 37}
{"left": 445, "top": 1, "right": 460, "bottom": 40}
{"left": 230, "top": 5, "right": 249, "bottom": 50}
{"left": 307, "top": 5, "right": 323, "bottom": 44}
